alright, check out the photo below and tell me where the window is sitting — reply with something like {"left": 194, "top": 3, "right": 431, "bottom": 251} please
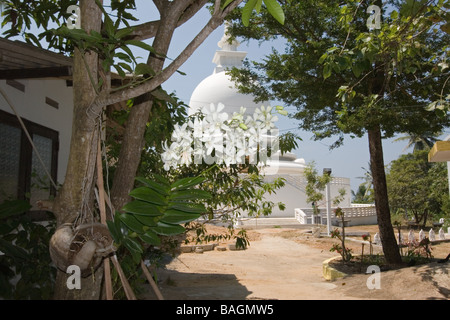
{"left": 0, "top": 109, "right": 59, "bottom": 207}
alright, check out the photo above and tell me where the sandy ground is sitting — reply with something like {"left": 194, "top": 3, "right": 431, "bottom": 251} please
{"left": 144, "top": 225, "right": 450, "bottom": 300}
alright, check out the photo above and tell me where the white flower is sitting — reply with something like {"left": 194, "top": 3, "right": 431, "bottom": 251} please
{"left": 190, "top": 117, "right": 204, "bottom": 140}
{"left": 202, "top": 127, "right": 224, "bottom": 156}
{"left": 202, "top": 103, "right": 229, "bottom": 131}
{"left": 179, "top": 144, "right": 193, "bottom": 167}
{"left": 230, "top": 106, "right": 246, "bottom": 126}
{"left": 253, "top": 105, "right": 278, "bottom": 130}
{"left": 171, "top": 123, "right": 193, "bottom": 148}
{"left": 160, "top": 103, "right": 281, "bottom": 169}
{"left": 161, "top": 141, "right": 179, "bottom": 161}
{"left": 262, "top": 112, "right": 278, "bottom": 130}
{"left": 161, "top": 141, "right": 180, "bottom": 170}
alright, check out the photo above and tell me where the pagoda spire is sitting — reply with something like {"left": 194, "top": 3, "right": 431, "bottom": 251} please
{"left": 217, "top": 22, "right": 241, "bottom": 51}
{"left": 212, "top": 23, "right": 247, "bottom": 74}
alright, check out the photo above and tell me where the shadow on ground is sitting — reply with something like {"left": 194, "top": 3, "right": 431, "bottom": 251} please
{"left": 143, "top": 269, "right": 252, "bottom": 300}
{"left": 417, "top": 263, "right": 450, "bottom": 299}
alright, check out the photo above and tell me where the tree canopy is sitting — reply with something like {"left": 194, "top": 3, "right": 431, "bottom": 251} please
{"left": 387, "top": 149, "right": 449, "bottom": 226}
{"left": 227, "top": 0, "right": 449, "bottom": 146}
{"left": 226, "top": 0, "right": 449, "bottom": 264}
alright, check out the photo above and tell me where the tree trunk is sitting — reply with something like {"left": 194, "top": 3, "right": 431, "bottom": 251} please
{"left": 53, "top": 265, "right": 104, "bottom": 300}
{"left": 110, "top": 3, "right": 185, "bottom": 212}
{"left": 368, "top": 126, "right": 402, "bottom": 265}
{"left": 110, "top": 98, "right": 154, "bottom": 212}
{"left": 51, "top": 0, "right": 104, "bottom": 299}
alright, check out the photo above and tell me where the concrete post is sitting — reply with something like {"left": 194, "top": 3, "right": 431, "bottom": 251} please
{"left": 323, "top": 168, "right": 332, "bottom": 236}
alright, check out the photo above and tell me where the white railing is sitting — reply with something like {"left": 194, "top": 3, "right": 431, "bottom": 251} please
{"left": 295, "top": 208, "right": 308, "bottom": 224}
{"left": 295, "top": 205, "right": 377, "bottom": 226}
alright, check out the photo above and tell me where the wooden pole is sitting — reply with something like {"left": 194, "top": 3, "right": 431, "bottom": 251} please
{"left": 140, "top": 260, "right": 164, "bottom": 300}
{"left": 96, "top": 139, "right": 113, "bottom": 300}
{"left": 111, "top": 254, "right": 137, "bottom": 300}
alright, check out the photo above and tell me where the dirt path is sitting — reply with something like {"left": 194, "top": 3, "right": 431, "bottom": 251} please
{"left": 147, "top": 227, "right": 449, "bottom": 300}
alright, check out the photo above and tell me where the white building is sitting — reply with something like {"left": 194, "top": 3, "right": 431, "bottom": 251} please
{"left": 0, "top": 38, "right": 74, "bottom": 211}
{"left": 188, "top": 26, "right": 375, "bottom": 225}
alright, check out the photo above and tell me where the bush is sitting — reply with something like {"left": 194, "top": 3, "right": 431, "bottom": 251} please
{"left": 0, "top": 200, "right": 56, "bottom": 299}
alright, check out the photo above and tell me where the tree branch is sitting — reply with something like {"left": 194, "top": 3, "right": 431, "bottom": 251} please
{"left": 120, "top": 0, "right": 208, "bottom": 41}
{"left": 153, "top": 0, "right": 167, "bottom": 13}
{"left": 92, "top": 0, "right": 244, "bottom": 110}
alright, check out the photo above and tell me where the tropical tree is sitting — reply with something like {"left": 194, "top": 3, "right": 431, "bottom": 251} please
{"left": 304, "top": 162, "right": 332, "bottom": 215}
{"left": 355, "top": 163, "right": 374, "bottom": 203}
{"left": 393, "top": 131, "right": 442, "bottom": 152}
{"left": 226, "top": 0, "right": 450, "bottom": 264}
{"left": 1, "top": 0, "right": 287, "bottom": 299}
{"left": 352, "top": 183, "right": 373, "bottom": 204}
{"left": 387, "top": 150, "right": 449, "bottom": 227}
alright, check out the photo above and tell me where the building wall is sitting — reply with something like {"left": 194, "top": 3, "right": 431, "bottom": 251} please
{"left": 0, "top": 79, "right": 74, "bottom": 184}
{"left": 247, "top": 174, "right": 353, "bottom": 218}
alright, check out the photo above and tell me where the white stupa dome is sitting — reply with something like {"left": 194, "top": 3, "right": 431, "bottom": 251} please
{"left": 188, "top": 24, "right": 306, "bottom": 177}
{"left": 189, "top": 72, "right": 267, "bottom": 116}
{"left": 189, "top": 24, "right": 269, "bottom": 117}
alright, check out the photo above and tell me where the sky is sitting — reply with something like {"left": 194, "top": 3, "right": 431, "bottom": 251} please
{"left": 3, "top": 1, "right": 448, "bottom": 193}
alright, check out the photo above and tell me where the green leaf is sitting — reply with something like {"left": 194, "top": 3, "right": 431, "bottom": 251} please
{"left": 0, "top": 200, "right": 31, "bottom": 220}
{"left": 151, "top": 222, "right": 185, "bottom": 236}
{"left": 115, "top": 27, "right": 133, "bottom": 40}
{"left": 107, "top": 219, "right": 123, "bottom": 244}
{"left": 152, "top": 174, "right": 171, "bottom": 186}
{"left": 264, "top": 0, "right": 285, "bottom": 25}
{"left": 255, "top": 0, "right": 263, "bottom": 13}
{"left": 151, "top": 88, "right": 176, "bottom": 103}
{"left": 171, "top": 176, "right": 206, "bottom": 191}
{"left": 0, "top": 239, "right": 29, "bottom": 261}
{"left": 120, "top": 45, "right": 136, "bottom": 61}
{"left": 352, "top": 63, "right": 362, "bottom": 77}
{"left": 138, "top": 230, "right": 161, "bottom": 246}
{"left": 390, "top": 10, "right": 399, "bottom": 20}
{"left": 134, "top": 214, "right": 158, "bottom": 227}
{"left": 323, "top": 63, "right": 332, "bottom": 80}
{"left": 123, "top": 237, "right": 143, "bottom": 263}
{"left": 169, "top": 189, "right": 212, "bottom": 201}
{"left": 134, "top": 63, "right": 155, "bottom": 76}
{"left": 160, "top": 209, "right": 201, "bottom": 224}
{"left": 129, "top": 187, "right": 167, "bottom": 206}
{"left": 221, "top": 0, "right": 234, "bottom": 9}
{"left": 118, "top": 62, "right": 133, "bottom": 73}
{"left": 113, "top": 64, "right": 126, "bottom": 78}
{"left": 167, "top": 202, "right": 207, "bottom": 214}
{"left": 135, "top": 177, "right": 170, "bottom": 196}
{"left": 114, "top": 52, "right": 132, "bottom": 63}
{"left": 318, "top": 53, "right": 328, "bottom": 64}
{"left": 118, "top": 213, "right": 146, "bottom": 234}
{"left": 121, "top": 200, "right": 162, "bottom": 216}
{"left": 176, "top": 69, "right": 187, "bottom": 76}
{"left": 242, "top": 0, "right": 258, "bottom": 27}
{"left": 125, "top": 39, "right": 156, "bottom": 54}
{"left": 103, "top": 13, "right": 115, "bottom": 37}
